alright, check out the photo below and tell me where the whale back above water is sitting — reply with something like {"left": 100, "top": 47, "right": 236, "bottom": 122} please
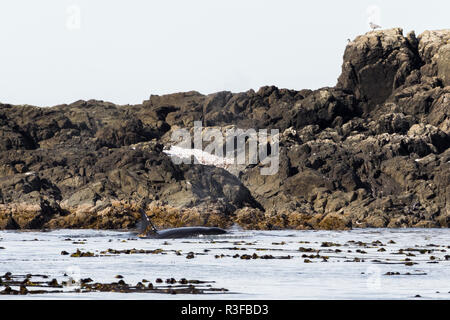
{"left": 141, "top": 226, "right": 227, "bottom": 239}
{"left": 137, "top": 207, "right": 227, "bottom": 239}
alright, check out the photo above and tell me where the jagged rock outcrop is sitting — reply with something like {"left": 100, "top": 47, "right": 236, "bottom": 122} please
{"left": 418, "top": 30, "right": 450, "bottom": 85}
{"left": 0, "top": 28, "right": 449, "bottom": 230}
{"left": 337, "top": 28, "right": 423, "bottom": 108}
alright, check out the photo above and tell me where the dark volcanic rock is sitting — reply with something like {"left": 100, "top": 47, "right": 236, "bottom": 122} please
{"left": 0, "top": 28, "right": 449, "bottom": 230}
{"left": 337, "top": 28, "right": 423, "bottom": 108}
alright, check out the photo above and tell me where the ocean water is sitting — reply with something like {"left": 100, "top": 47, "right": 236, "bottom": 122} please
{"left": 0, "top": 227, "right": 449, "bottom": 299}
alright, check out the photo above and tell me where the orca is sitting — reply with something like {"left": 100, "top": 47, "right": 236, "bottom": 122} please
{"left": 136, "top": 206, "right": 227, "bottom": 239}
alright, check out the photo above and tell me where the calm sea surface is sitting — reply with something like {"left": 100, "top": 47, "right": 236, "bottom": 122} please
{"left": 1, "top": 227, "right": 449, "bottom": 299}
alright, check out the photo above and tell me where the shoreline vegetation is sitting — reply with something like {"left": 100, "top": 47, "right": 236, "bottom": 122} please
{"left": 0, "top": 28, "right": 449, "bottom": 231}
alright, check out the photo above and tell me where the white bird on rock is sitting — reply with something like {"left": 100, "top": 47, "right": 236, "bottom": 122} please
{"left": 369, "top": 22, "right": 381, "bottom": 30}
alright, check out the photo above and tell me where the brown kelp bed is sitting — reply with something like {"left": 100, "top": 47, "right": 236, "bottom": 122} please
{"left": 0, "top": 272, "right": 228, "bottom": 296}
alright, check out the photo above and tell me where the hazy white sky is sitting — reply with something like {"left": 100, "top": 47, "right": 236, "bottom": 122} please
{"left": 0, "top": 0, "right": 449, "bottom": 106}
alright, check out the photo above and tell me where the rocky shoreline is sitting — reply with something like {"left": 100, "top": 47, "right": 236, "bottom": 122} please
{"left": 0, "top": 28, "right": 449, "bottom": 230}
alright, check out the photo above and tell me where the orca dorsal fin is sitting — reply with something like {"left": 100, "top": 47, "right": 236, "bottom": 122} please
{"left": 137, "top": 198, "right": 159, "bottom": 235}
{"left": 138, "top": 210, "right": 150, "bottom": 233}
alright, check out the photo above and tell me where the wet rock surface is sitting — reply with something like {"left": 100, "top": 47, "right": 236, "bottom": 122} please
{"left": 0, "top": 28, "right": 449, "bottom": 230}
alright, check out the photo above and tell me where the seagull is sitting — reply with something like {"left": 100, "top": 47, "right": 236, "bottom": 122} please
{"left": 369, "top": 22, "right": 381, "bottom": 31}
